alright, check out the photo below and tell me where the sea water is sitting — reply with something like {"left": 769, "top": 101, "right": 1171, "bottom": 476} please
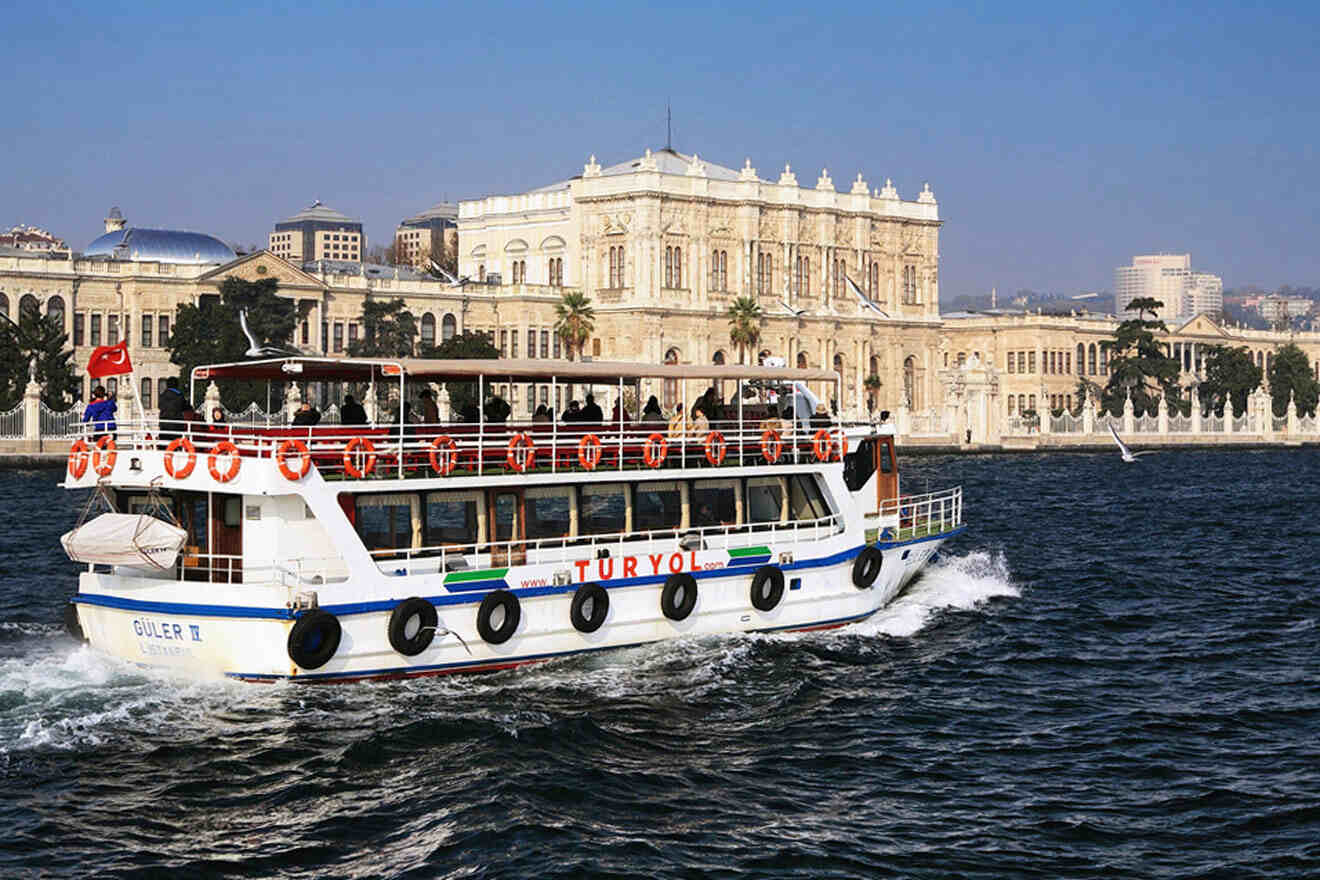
{"left": 0, "top": 450, "right": 1316, "bottom": 878}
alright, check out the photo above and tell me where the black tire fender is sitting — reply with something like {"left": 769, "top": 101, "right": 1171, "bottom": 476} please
{"left": 570, "top": 583, "right": 610, "bottom": 634}
{"left": 388, "top": 596, "right": 438, "bottom": 656}
{"left": 288, "top": 609, "right": 342, "bottom": 669}
{"left": 476, "top": 590, "right": 521, "bottom": 645}
{"left": 852, "top": 546, "right": 884, "bottom": 590}
{"left": 660, "top": 573, "right": 698, "bottom": 621}
{"left": 749, "top": 565, "right": 785, "bottom": 612}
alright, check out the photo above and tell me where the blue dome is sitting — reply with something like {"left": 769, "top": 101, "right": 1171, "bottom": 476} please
{"left": 84, "top": 227, "right": 235, "bottom": 264}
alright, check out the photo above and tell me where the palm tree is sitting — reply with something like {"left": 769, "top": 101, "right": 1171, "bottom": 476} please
{"left": 727, "top": 295, "right": 763, "bottom": 365}
{"left": 555, "top": 291, "right": 595, "bottom": 361}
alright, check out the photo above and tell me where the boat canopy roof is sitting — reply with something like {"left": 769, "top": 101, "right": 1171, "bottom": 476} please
{"left": 193, "top": 357, "right": 840, "bottom": 385}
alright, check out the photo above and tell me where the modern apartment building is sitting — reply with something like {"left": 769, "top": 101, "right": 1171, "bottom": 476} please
{"left": 1114, "top": 254, "right": 1222, "bottom": 321}
{"left": 394, "top": 201, "right": 458, "bottom": 269}
{"left": 269, "top": 201, "right": 364, "bottom": 264}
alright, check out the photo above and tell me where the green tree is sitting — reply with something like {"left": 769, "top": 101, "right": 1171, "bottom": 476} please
{"left": 726, "top": 295, "right": 763, "bottom": 365}
{"left": 1100, "top": 297, "right": 1181, "bottom": 415}
{"left": 424, "top": 330, "right": 500, "bottom": 418}
{"left": 1198, "top": 345, "right": 1262, "bottom": 416}
{"left": 0, "top": 311, "right": 78, "bottom": 409}
{"left": 168, "top": 276, "right": 303, "bottom": 409}
{"left": 348, "top": 298, "right": 417, "bottom": 358}
{"left": 1073, "top": 376, "right": 1103, "bottom": 415}
{"left": 555, "top": 291, "right": 595, "bottom": 361}
{"left": 1267, "top": 343, "right": 1319, "bottom": 416}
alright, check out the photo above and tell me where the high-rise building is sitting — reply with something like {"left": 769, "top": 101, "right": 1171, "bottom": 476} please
{"left": 269, "top": 201, "right": 364, "bottom": 264}
{"left": 1114, "top": 254, "right": 1221, "bottom": 322}
{"left": 394, "top": 201, "right": 457, "bottom": 269}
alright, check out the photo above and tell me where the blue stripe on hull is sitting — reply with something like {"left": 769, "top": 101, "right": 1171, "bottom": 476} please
{"left": 74, "top": 528, "right": 964, "bottom": 621}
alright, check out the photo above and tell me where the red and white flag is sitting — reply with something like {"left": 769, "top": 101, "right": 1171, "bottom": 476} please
{"left": 87, "top": 341, "right": 133, "bottom": 378}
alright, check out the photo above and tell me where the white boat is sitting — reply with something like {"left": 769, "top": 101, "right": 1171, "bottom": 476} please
{"left": 60, "top": 357, "right": 964, "bottom": 683}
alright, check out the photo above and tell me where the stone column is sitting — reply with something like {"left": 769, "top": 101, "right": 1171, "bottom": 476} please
{"left": 1157, "top": 395, "right": 1169, "bottom": 435}
{"left": 285, "top": 383, "right": 302, "bottom": 423}
{"left": 1287, "top": 391, "right": 1299, "bottom": 436}
{"left": 204, "top": 382, "right": 222, "bottom": 423}
{"left": 1191, "top": 387, "right": 1202, "bottom": 434}
{"left": 437, "top": 384, "right": 451, "bottom": 422}
{"left": 897, "top": 400, "right": 911, "bottom": 438}
{"left": 1122, "top": 391, "right": 1135, "bottom": 435}
{"left": 1224, "top": 395, "right": 1234, "bottom": 435}
{"left": 1082, "top": 392, "right": 1095, "bottom": 435}
{"left": 23, "top": 374, "right": 41, "bottom": 451}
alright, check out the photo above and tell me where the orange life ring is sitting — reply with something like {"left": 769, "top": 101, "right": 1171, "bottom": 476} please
{"left": 68, "top": 439, "right": 89, "bottom": 479}
{"left": 704, "top": 431, "right": 727, "bottom": 466}
{"left": 276, "top": 438, "right": 311, "bottom": 481}
{"left": 208, "top": 440, "right": 241, "bottom": 483}
{"left": 506, "top": 432, "right": 536, "bottom": 473}
{"left": 164, "top": 436, "right": 197, "bottom": 479}
{"left": 642, "top": 432, "right": 668, "bottom": 468}
{"left": 91, "top": 436, "right": 117, "bottom": 476}
{"left": 578, "top": 434, "right": 602, "bottom": 470}
{"left": 429, "top": 435, "right": 458, "bottom": 476}
{"left": 813, "top": 429, "right": 834, "bottom": 462}
{"left": 760, "top": 429, "right": 782, "bottom": 464}
{"left": 343, "top": 437, "right": 377, "bottom": 478}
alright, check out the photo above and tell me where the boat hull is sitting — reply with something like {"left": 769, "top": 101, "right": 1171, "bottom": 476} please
{"left": 70, "top": 531, "right": 957, "bottom": 684}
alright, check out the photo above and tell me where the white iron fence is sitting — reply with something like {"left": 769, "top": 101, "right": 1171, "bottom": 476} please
{"left": 0, "top": 403, "right": 23, "bottom": 439}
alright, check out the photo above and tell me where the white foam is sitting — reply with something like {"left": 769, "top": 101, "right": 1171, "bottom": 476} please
{"left": 853, "top": 548, "right": 1019, "bottom": 638}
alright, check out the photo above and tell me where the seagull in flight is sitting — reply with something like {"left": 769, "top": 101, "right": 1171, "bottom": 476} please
{"left": 1108, "top": 424, "right": 1157, "bottom": 462}
{"left": 429, "top": 259, "right": 470, "bottom": 287}
{"left": 238, "top": 309, "right": 300, "bottom": 358}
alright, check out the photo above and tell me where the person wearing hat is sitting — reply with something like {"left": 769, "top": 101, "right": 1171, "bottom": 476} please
{"left": 810, "top": 401, "right": 832, "bottom": 431}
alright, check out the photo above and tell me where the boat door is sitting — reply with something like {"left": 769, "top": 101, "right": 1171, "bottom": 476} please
{"left": 211, "top": 494, "right": 243, "bottom": 583}
{"left": 875, "top": 435, "right": 899, "bottom": 509}
{"left": 488, "top": 489, "right": 526, "bottom": 567}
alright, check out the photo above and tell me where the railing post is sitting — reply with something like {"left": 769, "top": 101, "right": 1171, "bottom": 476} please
{"left": 22, "top": 377, "right": 40, "bottom": 451}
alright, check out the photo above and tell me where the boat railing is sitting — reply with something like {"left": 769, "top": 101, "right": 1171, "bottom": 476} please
{"left": 87, "top": 550, "right": 351, "bottom": 588}
{"left": 867, "top": 486, "right": 963, "bottom": 542}
{"left": 368, "top": 512, "right": 846, "bottom": 577}
{"left": 75, "top": 416, "right": 858, "bottom": 480}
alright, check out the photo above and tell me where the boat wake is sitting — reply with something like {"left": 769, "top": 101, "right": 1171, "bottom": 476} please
{"left": 851, "top": 548, "right": 1019, "bottom": 638}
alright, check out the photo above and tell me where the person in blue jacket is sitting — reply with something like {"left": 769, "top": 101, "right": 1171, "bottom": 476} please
{"left": 81, "top": 385, "right": 117, "bottom": 438}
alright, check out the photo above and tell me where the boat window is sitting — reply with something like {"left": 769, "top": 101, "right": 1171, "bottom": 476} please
{"left": 579, "top": 483, "right": 627, "bottom": 536}
{"left": 425, "top": 491, "right": 483, "bottom": 546}
{"left": 634, "top": 480, "right": 681, "bottom": 532}
{"left": 746, "top": 477, "right": 786, "bottom": 524}
{"left": 843, "top": 438, "right": 876, "bottom": 491}
{"left": 490, "top": 493, "right": 518, "bottom": 543}
{"left": 691, "top": 479, "right": 738, "bottom": 528}
{"left": 356, "top": 493, "right": 420, "bottom": 550}
{"left": 878, "top": 438, "right": 894, "bottom": 474}
{"left": 526, "top": 486, "right": 572, "bottom": 541}
{"left": 789, "top": 475, "right": 829, "bottom": 521}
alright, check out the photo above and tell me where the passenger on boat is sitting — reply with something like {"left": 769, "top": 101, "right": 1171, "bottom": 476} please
{"left": 609, "top": 398, "right": 629, "bottom": 423}
{"left": 641, "top": 395, "right": 664, "bottom": 423}
{"left": 581, "top": 393, "right": 603, "bottom": 424}
{"left": 157, "top": 377, "right": 186, "bottom": 442}
{"left": 483, "top": 394, "right": 511, "bottom": 423}
{"left": 561, "top": 400, "right": 582, "bottom": 423}
{"left": 341, "top": 395, "right": 368, "bottom": 425}
{"left": 292, "top": 402, "right": 321, "bottom": 426}
{"left": 418, "top": 388, "right": 440, "bottom": 424}
{"left": 532, "top": 404, "right": 551, "bottom": 423}
{"left": 810, "top": 402, "right": 832, "bottom": 431}
{"left": 81, "top": 386, "right": 117, "bottom": 439}
{"left": 209, "top": 406, "right": 225, "bottom": 424}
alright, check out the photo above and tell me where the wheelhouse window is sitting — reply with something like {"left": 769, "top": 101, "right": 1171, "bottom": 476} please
{"left": 789, "top": 475, "right": 829, "bottom": 521}
{"left": 691, "top": 479, "right": 739, "bottom": 528}
{"left": 746, "top": 476, "right": 786, "bottom": 524}
{"left": 424, "top": 491, "right": 483, "bottom": 546}
{"left": 526, "top": 487, "right": 572, "bottom": 541}
{"left": 634, "top": 481, "right": 681, "bottom": 531}
{"left": 579, "top": 483, "right": 627, "bottom": 536}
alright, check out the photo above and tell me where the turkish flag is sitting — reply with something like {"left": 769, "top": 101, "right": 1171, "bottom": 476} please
{"left": 87, "top": 341, "right": 133, "bottom": 378}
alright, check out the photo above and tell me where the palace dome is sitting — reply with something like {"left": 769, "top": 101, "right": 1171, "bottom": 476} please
{"left": 83, "top": 227, "right": 236, "bottom": 264}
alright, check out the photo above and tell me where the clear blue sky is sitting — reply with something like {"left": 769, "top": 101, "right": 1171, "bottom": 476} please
{"left": 5, "top": 0, "right": 1317, "bottom": 299}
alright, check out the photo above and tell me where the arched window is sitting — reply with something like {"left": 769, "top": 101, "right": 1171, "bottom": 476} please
{"left": 420, "top": 313, "right": 436, "bottom": 348}
{"left": 711, "top": 249, "right": 720, "bottom": 290}
{"left": 719, "top": 251, "right": 727, "bottom": 291}
{"left": 802, "top": 257, "right": 809, "bottom": 296}
{"left": 712, "top": 350, "right": 725, "bottom": 365}
{"left": 20, "top": 294, "right": 39, "bottom": 319}
{"left": 1029, "top": 394, "right": 1037, "bottom": 412}
{"left": 794, "top": 256, "right": 802, "bottom": 296}
{"left": 903, "top": 356, "right": 916, "bottom": 408}
{"left": 673, "top": 247, "right": 682, "bottom": 288}
{"left": 1076, "top": 344, "right": 1084, "bottom": 375}
{"left": 869, "top": 355, "right": 879, "bottom": 376}
{"left": 755, "top": 253, "right": 764, "bottom": 294}
{"left": 0, "top": 293, "right": 8, "bottom": 320}
{"left": 441, "top": 313, "right": 457, "bottom": 342}
{"left": 664, "top": 246, "right": 673, "bottom": 288}
{"left": 1008, "top": 396, "right": 1016, "bottom": 415}
{"left": 796, "top": 351, "right": 808, "bottom": 369}
{"left": 663, "top": 347, "right": 681, "bottom": 410}
{"left": 141, "top": 378, "right": 153, "bottom": 409}
{"left": 1088, "top": 343, "right": 1097, "bottom": 376}
{"left": 45, "top": 295, "right": 65, "bottom": 327}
